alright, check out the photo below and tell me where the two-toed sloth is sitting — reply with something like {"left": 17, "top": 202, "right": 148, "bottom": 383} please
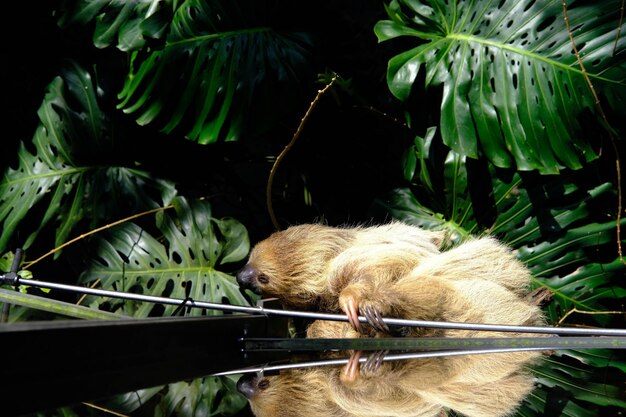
{"left": 236, "top": 222, "right": 546, "bottom": 417}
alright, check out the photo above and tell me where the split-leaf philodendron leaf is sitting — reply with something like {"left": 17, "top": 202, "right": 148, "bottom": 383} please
{"left": 374, "top": 126, "right": 626, "bottom": 416}
{"left": 0, "top": 62, "right": 176, "bottom": 254}
{"left": 117, "top": 0, "right": 314, "bottom": 144}
{"left": 375, "top": 0, "right": 626, "bottom": 173}
{"left": 80, "top": 196, "right": 250, "bottom": 317}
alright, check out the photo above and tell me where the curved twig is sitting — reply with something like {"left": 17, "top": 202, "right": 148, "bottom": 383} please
{"left": 266, "top": 74, "right": 339, "bottom": 231}
{"left": 23, "top": 205, "right": 174, "bottom": 270}
{"left": 562, "top": 0, "right": 624, "bottom": 264}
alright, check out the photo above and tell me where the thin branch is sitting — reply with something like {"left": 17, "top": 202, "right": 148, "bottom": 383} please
{"left": 23, "top": 205, "right": 175, "bottom": 270}
{"left": 557, "top": 307, "right": 626, "bottom": 326}
{"left": 561, "top": 0, "right": 624, "bottom": 264}
{"left": 266, "top": 74, "right": 339, "bottom": 231}
{"left": 82, "top": 402, "right": 129, "bottom": 417}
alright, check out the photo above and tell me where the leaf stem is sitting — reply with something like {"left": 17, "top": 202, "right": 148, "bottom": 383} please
{"left": 561, "top": 0, "right": 624, "bottom": 264}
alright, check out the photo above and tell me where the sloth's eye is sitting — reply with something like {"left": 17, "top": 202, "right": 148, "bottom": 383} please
{"left": 258, "top": 275, "right": 269, "bottom": 284}
{"left": 258, "top": 379, "right": 270, "bottom": 390}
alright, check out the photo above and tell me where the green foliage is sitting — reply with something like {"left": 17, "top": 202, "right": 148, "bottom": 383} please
{"left": 374, "top": 126, "right": 626, "bottom": 416}
{"left": 0, "top": 62, "right": 176, "bottom": 253}
{"left": 75, "top": 196, "right": 251, "bottom": 415}
{"left": 3, "top": 0, "right": 625, "bottom": 416}
{"left": 58, "top": 0, "right": 173, "bottom": 51}
{"left": 66, "top": 192, "right": 252, "bottom": 414}
{"left": 154, "top": 376, "right": 247, "bottom": 417}
{"left": 57, "top": 1, "right": 316, "bottom": 144}
{"left": 80, "top": 196, "right": 250, "bottom": 317}
{"left": 375, "top": 0, "right": 626, "bottom": 173}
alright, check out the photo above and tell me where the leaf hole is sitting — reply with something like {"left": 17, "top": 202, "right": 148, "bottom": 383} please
{"left": 490, "top": 77, "right": 496, "bottom": 92}
{"left": 164, "top": 279, "right": 174, "bottom": 296}
{"left": 117, "top": 251, "right": 130, "bottom": 264}
{"left": 172, "top": 250, "right": 182, "bottom": 264}
{"left": 523, "top": 0, "right": 536, "bottom": 12}
{"left": 537, "top": 16, "right": 556, "bottom": 32}
{"left": 512, "top": 73, "right": 518, "bottom": 89}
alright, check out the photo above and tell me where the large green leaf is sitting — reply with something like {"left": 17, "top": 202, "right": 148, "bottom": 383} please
{"left": 375, "top": 0, "right": 626, "bottom": 173}
{"left": 0, "top": 62, "right": 177, "bottom": 253}
{"left": 117, "top": 0, "right": 315, "bottom": 144}
{"left": 79, "top": 196, "right": 250, "bottom": 317}
{"left": 79, "top": 196, "right": 250, "bottom": 416}
{"left": 373, "top": 127, "right": 625, "bottom": 416}
{"left": 532, "top": 355, "right": 626, "bottom": 408}
{"left": 58, "top": 0, "right": 173, "bottom": 51}
{"left": 377, "top": 127, "right": 625, "bottom": 319}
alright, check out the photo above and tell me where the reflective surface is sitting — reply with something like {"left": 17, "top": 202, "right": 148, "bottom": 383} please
{"left": 237, "top": 346, "right": 543, "bottom": 417}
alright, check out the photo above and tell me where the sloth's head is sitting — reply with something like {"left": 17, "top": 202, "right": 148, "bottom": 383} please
{"left": 236, "top": 224, "right": 354, "bottom": 308}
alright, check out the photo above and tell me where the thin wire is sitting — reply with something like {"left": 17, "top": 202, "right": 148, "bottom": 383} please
{"left": 6, "top": 276, "right": 626, "bottom": 337}
{"left": 212, "top": 347, "right": 554, "bottom": 376}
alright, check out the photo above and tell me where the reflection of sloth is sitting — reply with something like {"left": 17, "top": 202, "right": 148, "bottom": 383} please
{"left": 236, "top": 223, "right": 546, "bottom": 417}
{"left": 238, "top": 321, "right": 542, "bottom": 417}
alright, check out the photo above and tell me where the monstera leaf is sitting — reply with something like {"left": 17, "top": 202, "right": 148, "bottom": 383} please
{"left": 57, "top": 0, "right": 173, "bottom": 51}
{"left": 117, "top": 0, "right": 315, "bottom": 143}
{"left": 79, "top": 196, "right": 249, "bottom": 317}
{"left": 375, "top": 0, "right": 626, "bottom": 173}
{"left": 379, "top": 126, "right": 625, "bottom": 319}
{"left": 0, "top": 62, "right": 176, "bottom": 253}
{"left": 77, "top": 197, "right": 250, "bottom": 415}
{"left": 374, "top": 127, "right": 626, "bottom": 416}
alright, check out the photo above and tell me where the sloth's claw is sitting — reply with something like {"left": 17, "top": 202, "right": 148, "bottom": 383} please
{"left": 341, "top": 351, "right": 363, "bottom": 383}
{"left": 340, "top": 293, "right": 362, "bottom": 332}
{"left": 362, "top": 350, "right": 389, "bottom": 375}
{"left": 363, "top": 305, "right": 390, "bottom": 333}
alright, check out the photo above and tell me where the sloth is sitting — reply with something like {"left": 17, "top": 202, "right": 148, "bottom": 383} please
{"left": 235, "top": 223, "right": 547, "bottom": 416}
{"left": 236, "top": 222, "right": 541, "bottom": 334}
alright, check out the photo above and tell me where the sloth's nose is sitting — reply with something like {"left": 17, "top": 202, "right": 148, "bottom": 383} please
{"left": 236, "top": 264, "right": 261, "bottom": 294}
{"left": 236, "top": 374, "right": 258, "bottom": 398}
